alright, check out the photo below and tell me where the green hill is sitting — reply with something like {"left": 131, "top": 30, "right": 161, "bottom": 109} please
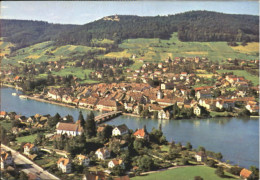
{"left": 55, "top": 11, "right": 259, "bottom": 46}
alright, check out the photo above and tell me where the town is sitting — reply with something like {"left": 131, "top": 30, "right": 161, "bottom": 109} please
{"left": 2, "top": 56, "right": 259, "bottom": 120}
{"left": 0, "top": 110, "right": 258, "bottom": 180}
{"left": 0, "top": 4, "right": 259, "bottom": 179}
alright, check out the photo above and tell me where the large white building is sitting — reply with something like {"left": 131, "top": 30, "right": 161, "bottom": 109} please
{"left": 56, "top": 122, "right": 84, "bottom": 136}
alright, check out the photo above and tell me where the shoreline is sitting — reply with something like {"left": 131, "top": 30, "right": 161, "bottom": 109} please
{"left": 1, "top": 85, "right": 241, "bottom": 120}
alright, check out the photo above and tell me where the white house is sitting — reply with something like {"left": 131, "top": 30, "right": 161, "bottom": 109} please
{"left": 23, "top": 143, "right": 38, "bottom": 155}
{"left": 95, "top": 147, "right": 110, "bottom": 160}
{"left": 108, "top": 159, "right": 124, "bottom": 169}
{"left": 195, "top": 151, "right": 207, "bottom": 162}
{"left": 1, "top": 150, "right": 14, "bottom": 169}
{"left": 112, "top": 124, "right": 129, "bottom": 136}
{"left": 158, "top": 110, "right": 170, "bottom": 120}
{"left": 56, "top": 122, "right": 83, "bottom": 136}
{"left": 76, "top": 154, "right": 90, "bottom": 166}
{"left": 57, "top": 157, "right": 71, "bottom": 173}
{"left": 193, "top": 106, "right": 201, "bottom": 116}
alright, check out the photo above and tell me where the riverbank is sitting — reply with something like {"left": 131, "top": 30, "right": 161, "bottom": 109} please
{"left": 2, "top": 83, "right": 23, "bottom": 90}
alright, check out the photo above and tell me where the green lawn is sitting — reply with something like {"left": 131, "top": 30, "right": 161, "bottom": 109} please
{"left": 131, "top": 166, "right": 238, "bottom": 180}
{"left": 217, "top": 70, "right": 259, "bottom": 86}
{"left": 51, "top": 67, "right": 96, "bottom": 80}
{"left": 16, "top": 134, "right": 38, "bottom": 143}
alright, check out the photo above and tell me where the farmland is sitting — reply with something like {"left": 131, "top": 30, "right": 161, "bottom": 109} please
{"left": 113, "top": 33, "right": 259, "bottom": 63}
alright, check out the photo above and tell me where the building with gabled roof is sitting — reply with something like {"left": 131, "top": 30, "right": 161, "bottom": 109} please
{"left": 23, "top": 143, "right": 38, "bottom": 155}
{"left": 133, "top": 128, "right": 149, "bottom": 140}
{"left": 108, "top": 159, "right": 124, "bottom": 169}
{"left": 112, "top": 124, "right": 129, "bottom": 136}
{"left": 240, "top": 168, "right": 252, "bottom": 180}
{"left": 76, "top": 154, "right": 90, "bottom": 166}
{"left": 56, "top": 122, "right": 83, "bottom": 136}
{"left": 57, "top": 157, "right": 72, "bottom": 173}
{"left": 95, "top": 147, "right": 110, "bottom": 160}
{"left": 195, "top": 151, "right": 207, "bottom": 162}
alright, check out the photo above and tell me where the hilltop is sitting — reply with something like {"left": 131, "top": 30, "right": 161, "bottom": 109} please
{"left": 0, "top": 11, "right": 259, "bottom": 49}
{"left": 55, "top": 11, "right": 259, "bottom": 46}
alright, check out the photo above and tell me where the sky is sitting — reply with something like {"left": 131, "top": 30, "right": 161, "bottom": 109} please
{"left": 1, "top": 1, "right": 259, "bottom": 25}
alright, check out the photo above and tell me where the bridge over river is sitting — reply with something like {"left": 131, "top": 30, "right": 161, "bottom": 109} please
{"left": 95, "top": 111, "right": 122, "bottom": 124}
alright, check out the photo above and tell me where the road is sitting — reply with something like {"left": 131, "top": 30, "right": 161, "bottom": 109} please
{"left": 1, "top": 144, "right": 59, "bottom": 180}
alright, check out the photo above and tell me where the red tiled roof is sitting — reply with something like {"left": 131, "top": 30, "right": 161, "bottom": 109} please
{"left": 23, "top": 143, "right": 35, "bottom": 149}
{"left": 57, "top": 157, "right": 70, "bottom": 166}
{"left": 240, "top": 168, "right": 252, "bottom": 178}
{"left": 133, "top": 128, "right": 146, "bottom": 138}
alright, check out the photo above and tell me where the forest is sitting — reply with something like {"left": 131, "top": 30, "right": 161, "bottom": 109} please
{"left": 1, "top": 11, "right": 259, "bottom": 49}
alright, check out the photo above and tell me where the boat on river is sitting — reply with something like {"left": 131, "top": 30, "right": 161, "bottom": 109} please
{"left": 19, "top": 95, "right": 28, "bottom": 99}
{"left": 12, "top": 93, "right": 17, "bottom": 96}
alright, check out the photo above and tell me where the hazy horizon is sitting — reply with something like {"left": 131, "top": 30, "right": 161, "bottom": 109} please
{"left": 1, "top": 1, "right": 259, "bottom": 25}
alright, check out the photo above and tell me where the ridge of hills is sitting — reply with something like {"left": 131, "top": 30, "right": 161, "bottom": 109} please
{"left": 0, "top": 11, "right": 259, "bottom": 49}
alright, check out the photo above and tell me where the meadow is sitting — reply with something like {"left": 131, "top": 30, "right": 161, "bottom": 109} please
{"left": 131, "top": 166, "right": 238, "bottom": 180}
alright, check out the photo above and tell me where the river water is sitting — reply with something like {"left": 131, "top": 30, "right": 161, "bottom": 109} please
{"left": 1, "top": 87, "right": 259, "bottom": 168}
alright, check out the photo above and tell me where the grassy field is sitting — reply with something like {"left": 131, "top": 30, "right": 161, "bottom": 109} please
{"left": 50, "top": 67, "right": 99, "bottom": 83}
{"left": 231, "top": 42, "right": 259, "bottom": 54}
{"left": 0, "top": 41, "right": 14, "bottom": 56}
{"left": 217, "top": 70, "right": 259, "bottom": 86}
{"left": 131, "top": 166, "right": 238, "bottom": 180}
{"left": 1, "top": 41, "right": 105, "bottom": 65}
{"left": 16, "top": 134, "right": 38, "bottom": 143}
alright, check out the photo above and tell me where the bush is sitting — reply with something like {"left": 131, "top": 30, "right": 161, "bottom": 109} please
{"left": 215, "top": 166, "right": 224, "bottom": 177}
{"left": 228, "top": 166, "right": 243, "bottom": 176}
{"left": 206, "top": 159, "right": 217, "bottom": 168}
{"left": 194, "top": 176, "right": 204, "bottom": 180}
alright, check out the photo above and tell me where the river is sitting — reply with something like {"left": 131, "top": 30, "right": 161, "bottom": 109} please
{"left": 1, "top": 87, "right": 259, "bottom": 168}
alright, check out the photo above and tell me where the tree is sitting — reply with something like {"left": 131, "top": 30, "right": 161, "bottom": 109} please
{"left": 112, "top": 165, "right": 125, "bottom": 176}
{"left": 85, "top": 111, "right": 96, "bottom": 137}
{"left": 215, "top": 166, "right": 224, "bottom": 177}
{"left": 249, "top": 166, "right": 259, "bottom": 180}
{"left": 238, "top": 108, "right": 251, "bottom": 117}
{"left": 186, "top": 142, "right": 192, "bottom": 151}
{"left": 206, "top": 159, "right": 217, "bottom": 167}
{"left": 78, "top": 111, "right": 85, "bottom": 128}
{"left": 48, "top": 113, "right": 61, "bottom": 128}
{"left": 198, "top": 146, "right": 206, "bottom": 152}
{"left": 137, "top": 155, "right": 154, "bottom": 172}
{"left": 215, "top": 152, "right": 223, "bottom": 160}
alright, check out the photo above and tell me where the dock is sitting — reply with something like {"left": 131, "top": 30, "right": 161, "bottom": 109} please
{"left": 95, "top": 111, "right": 122, "bottom": 124}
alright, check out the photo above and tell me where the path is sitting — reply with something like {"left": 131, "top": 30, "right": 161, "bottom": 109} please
{"left": 1, "top": 144, "right": 60, "bottom": 180}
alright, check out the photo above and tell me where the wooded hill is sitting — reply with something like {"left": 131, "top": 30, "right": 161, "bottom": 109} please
{"left": 0, "top": 19, "right": 78, "bottom": 49}
{"left": 1, "top": 11, "right": 259, "bottom": 49}
{"left": 55, "top": 11, "right": 259, "bottom": 46}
